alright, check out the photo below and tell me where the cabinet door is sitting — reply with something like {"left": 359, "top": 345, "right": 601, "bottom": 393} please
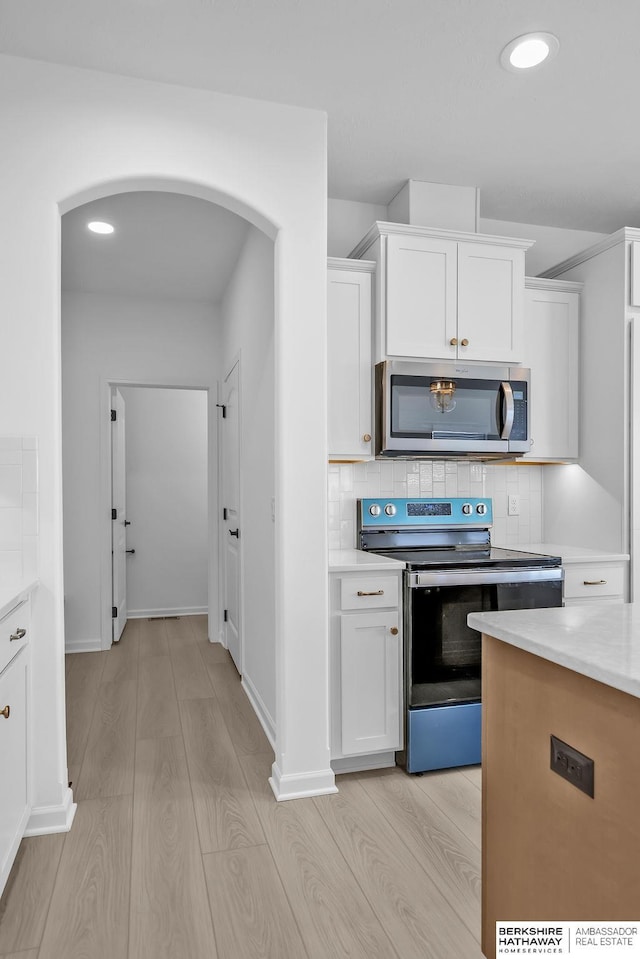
{"left": 340, "top": 610, "right": 401, "bottom": 755}
{"left": 385, "top": 234, "right": 457, "bottom": 359}
{"left": 327, "top": 268, "right": 373, "bottom": 458}
{"left": 522, "top": 288, "right": 579, "bottom": 460}
{"left": 0, "top": 652, "right": 29, "bottom": 892}
{"left": 457, "top": 243, "right": 524, "bottom": 363}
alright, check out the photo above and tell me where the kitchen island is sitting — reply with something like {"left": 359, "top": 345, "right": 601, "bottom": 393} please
{"left": 468, "top": 604, "right": 640, "bottom": 959}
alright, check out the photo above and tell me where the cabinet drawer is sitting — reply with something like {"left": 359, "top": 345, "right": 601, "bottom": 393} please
{"left": 563, "top": 565, "right": 625, "bottom": 600}
{"left": 0, "top": 599, "right": 30, "bottom": 675}
{"left": 340, "top": 575, "right": 399, "bottom": 610}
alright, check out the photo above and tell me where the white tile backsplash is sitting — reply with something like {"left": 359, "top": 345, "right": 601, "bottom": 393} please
{"left": 0, "top": 440, "right": 38, "bottom": 585}
{"left": 328, "top": 459, "right": 544, "bottom": 549}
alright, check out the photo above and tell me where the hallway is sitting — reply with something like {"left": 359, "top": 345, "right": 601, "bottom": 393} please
{"left": 0, "top": 617, "right": 483, "bottom": 958}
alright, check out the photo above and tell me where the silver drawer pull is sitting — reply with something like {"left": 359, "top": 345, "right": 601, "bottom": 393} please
{"left": 583, "top": 580, "right": 607, "bottom": 586}
{"left": 357, "top": 590, "right": 384, "bottom": 597}
{"left": 9, "top": 627, "right": 26, "bottom": 642}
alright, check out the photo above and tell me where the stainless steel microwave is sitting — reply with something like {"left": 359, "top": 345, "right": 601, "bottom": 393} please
{"left": 375, "top": 360, "right": 531, "bottom": 458}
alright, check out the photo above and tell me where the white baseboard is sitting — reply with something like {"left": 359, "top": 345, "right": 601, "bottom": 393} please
{"left": 65, "top": 637, "right": 102, "bottom": 654}
{"left": 25, "top": 787, "right": 77, "bottom": 837}
{"left": 331, "top": 751, "right": 397, "bottom": 774}
{"left": 269, "top": 761, "right": 337, "bottom": 801}
{"left": 241, "top": 673, "right": 275, "bottom": 748}
{"left": 128, "top": 606, "right": 208, "bottom": 618}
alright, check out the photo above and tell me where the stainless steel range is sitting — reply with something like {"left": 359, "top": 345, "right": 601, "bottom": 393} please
{"left": 357, "top": 497, "right": 563, "bottom": 773}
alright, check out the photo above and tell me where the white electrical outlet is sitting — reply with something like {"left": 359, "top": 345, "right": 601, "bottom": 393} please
{"left": 508, "top": 494, "right": 520, "bottom": 516}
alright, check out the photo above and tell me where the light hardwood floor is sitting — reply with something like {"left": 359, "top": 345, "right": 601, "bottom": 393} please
{"left": 0, "top": 616, "right": 483, "bottom": 958}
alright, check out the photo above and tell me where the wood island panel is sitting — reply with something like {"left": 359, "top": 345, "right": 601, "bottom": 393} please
{"left": 482, "top": 634, "right": 640, "bottom": 959}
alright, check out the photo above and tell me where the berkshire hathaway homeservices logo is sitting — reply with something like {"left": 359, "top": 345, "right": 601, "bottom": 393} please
{"left": 496, "top": 922, "right": 640, "bottom": 955}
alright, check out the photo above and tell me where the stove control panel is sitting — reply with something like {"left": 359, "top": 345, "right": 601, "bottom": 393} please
{"left": 360, "top": 497, "right": 493, "bottom": 529}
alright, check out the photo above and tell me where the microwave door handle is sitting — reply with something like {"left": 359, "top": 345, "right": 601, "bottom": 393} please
{"left": 500, "top": 381, "right": 515, "bottom": 439}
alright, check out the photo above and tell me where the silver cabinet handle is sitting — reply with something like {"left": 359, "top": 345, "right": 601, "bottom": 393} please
{"left": 583, "top": 580, "right": 607, "bottom": 586}
{"left": 9, "top": 627, "right": 26, "bottom": 642}
{"left": 357, "top": 590, "right": 384, "bottom": 597}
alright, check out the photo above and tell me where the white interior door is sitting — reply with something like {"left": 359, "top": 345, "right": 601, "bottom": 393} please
{"left": 222, "top": 362, "right": 241, "bottom": 671}
{"left": 111, "top": 387, "right": 127, "bottom": 643}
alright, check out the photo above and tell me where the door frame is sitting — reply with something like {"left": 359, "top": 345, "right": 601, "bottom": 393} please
{"left": 99, "top": 375, "right": 217, "bottom": 650}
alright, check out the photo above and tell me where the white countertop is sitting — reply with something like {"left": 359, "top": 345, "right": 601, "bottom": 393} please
{"left": 0, "top": 580, "right": 38, "bottom": 620}
{"left": 496, "top": 542, "right": 629, "bottom": 564}
{"left": 328, "top": 549, "right": 405, "bottom": 572}
{"left": 469, "top": 603, "right": 640, "bottom": 699}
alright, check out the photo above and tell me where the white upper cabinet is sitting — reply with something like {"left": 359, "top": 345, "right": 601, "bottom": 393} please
{"left": 457, "top": 242, "right": 525, "bottom": 363}
{"left": 327, "top": 259, "right": 374, "bottom": 460}
{"left": 521, "top": 279, "right": 580, "bottom": 461}
{"left": 523, "top": 278, "right": 581, "bottom": 461}
{"left": 350, "top": 223, "right": 531, "bottom": 365}
{"left": 385, "top": 234, "right": 457, "bottom": 358}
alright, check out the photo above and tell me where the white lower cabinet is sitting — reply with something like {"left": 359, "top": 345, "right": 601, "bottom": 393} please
{"left": 0, "top": 648, "right": 29, "bottom": 893}
{"left": 563, "top": 561, "right": 627, "bottom": 605}
{"left": 0, "top": 591, "right": 32, "bottom": 897}
{"left": 330, "top": 570, "right": 403, "bottom": 770}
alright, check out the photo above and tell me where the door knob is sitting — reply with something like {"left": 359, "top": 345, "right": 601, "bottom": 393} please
{"left": 363, "top": 433, "right": 372, "bottom": 443}
{"left": 390, "top": 627, "right": 399, "bottom": 636}
{"left": 229, "top": 529, "right": 240, "bottom": 538}
{"left": 461, "top": 338, "right": 469, "bottom": 347}
{"left": 124, "top": 520, "right": 132, "bottom": 526}
{"left": 1, "top": 705, "right": 10, "bottom": 719}
{"left": 450, "top": 337, "right": 458, "bottom": 346}
{"left": 126, "top": 549, "right": 136, "bottom": 554}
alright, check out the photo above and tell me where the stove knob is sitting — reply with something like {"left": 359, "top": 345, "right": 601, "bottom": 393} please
{"left": 461, "top": 503, "right": 472, "bottom": 515}
{"left": 476, "top": 502, "right": 488, "bottom": 516}
{"left": 369, "top": 504, "right": 381, "bottom": 517}
{"left": 384, "top": 503, "right": 397, "bottom": 517}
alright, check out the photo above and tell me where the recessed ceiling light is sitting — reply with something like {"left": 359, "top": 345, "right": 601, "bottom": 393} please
{"left": 500, "top": 32, "right": 559, "bottom": 72}
{"left": 87, "top": 220, "right": 114, "bottom": 234}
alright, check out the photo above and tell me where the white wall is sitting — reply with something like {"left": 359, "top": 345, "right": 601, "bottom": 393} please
{"left": 120, "top": 387, "right": 208, "bottom": 618}
{"left": 62, "top": 292, "right": 220, "bottom": 650}
{"left": 479, "top": 218, "right": 607, "bottom": 278}
{"left": 0, "top": 52, "right": 330, "bottom": 819}
{"left": 328, "top": 198, "right": 388, "bottom": 257}
{"left": 220, "top": 226, "right": 276, "bottom": 741}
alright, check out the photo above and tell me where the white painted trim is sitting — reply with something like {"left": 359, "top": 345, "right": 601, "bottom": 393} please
{"left": 331, "top": 752, "right": 397, "bottom": 774}
{"left": 128, "top": 606, "right": 208, "bottom": 619}
{"left": 65, "top": 637, "right": 103, "bottom": 654}
{"left": 326, "top": 256, "right": 376, "bottom": 273}
{"left": 349, "top": 220, "right": 534, "bottom": 260}
{"left": 25, "top": 786, "right": 77, "bottom": 836}
{"left": 525, "top": 276, "right": 584, "bottom": 293}
{"left": 242, "top": 673, "right": 275, "bottom": 748}
{"left": 538, "top": 227, "right": 640, "bottom": 278}
{"left": 269, "top": 762, "right": 337, "bottom": 802}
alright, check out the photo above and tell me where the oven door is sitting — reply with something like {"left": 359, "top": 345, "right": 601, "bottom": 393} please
{"left": 407, "top": 569, "right": 563, "bottom": 709}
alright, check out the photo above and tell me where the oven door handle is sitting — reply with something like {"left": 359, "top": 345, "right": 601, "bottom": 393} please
{"left": 500, "top": 381, "right": 514, "bottom": 440}
{"left": 408, "top": 567, "right": 564, "bottom": 588}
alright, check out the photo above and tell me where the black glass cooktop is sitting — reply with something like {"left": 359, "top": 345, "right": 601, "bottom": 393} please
{"left": 368, "top": 546, "right": 562, "bottom": 571}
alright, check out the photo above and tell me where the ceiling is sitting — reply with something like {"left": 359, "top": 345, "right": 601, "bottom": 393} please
{"left": 4, "top": 0, "right": 640, "bottom": 234}
{"left": 62, "top": 192, "right": 249, "bottom": 300}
